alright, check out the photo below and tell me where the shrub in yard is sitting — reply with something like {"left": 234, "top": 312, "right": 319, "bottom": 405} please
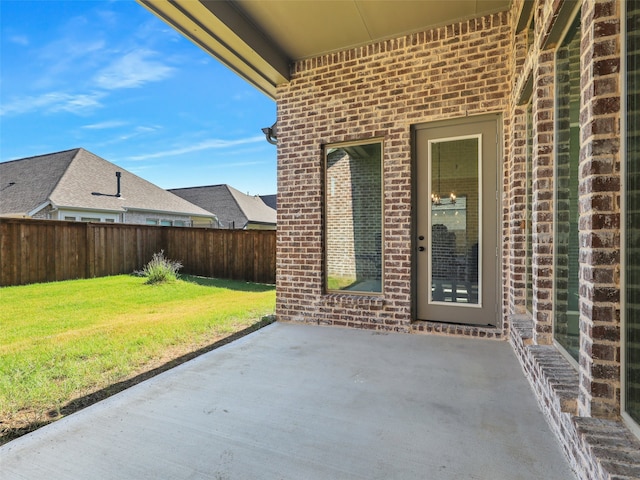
{"left": 136, "top": 250, "right": 182, "bottom": 284}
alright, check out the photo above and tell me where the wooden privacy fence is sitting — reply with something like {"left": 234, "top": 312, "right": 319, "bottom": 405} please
{"left": 0, "top": 218, "right": 276, "bottom": 287}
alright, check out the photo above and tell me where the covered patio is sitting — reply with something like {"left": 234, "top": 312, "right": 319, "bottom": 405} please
{"left": 0, "top": 322, "right": 575, "bottom": 479}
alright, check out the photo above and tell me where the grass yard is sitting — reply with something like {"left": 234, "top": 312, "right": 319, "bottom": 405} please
{"left": 0, "top": 274, "right": 275, "bottom": 443}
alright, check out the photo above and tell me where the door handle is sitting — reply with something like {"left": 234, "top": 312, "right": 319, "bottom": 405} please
{"left": 418, "top": 246, "right": 425, "bottom": 252}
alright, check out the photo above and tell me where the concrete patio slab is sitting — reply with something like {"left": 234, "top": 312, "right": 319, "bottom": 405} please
{"left": 0, "top": 322, "right": 576, "bottom": 479}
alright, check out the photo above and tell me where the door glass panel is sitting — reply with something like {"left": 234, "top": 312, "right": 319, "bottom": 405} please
{"left": 429, "top": 137, "right": 479, "bottom": 305}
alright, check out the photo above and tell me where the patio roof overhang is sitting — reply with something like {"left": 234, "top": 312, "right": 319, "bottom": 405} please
{"left": 136, "top": 0, "right": 512, "bottom": 99}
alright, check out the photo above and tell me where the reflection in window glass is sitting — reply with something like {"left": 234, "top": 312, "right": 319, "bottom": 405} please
{"left": 626, "top": 0, "right": 640, "bottom": 429}
{"left": 325, "top": 141, "right": 383, "bottom": 293}
{"left": 554, "top": 13, "right": 581, "bottom": 362}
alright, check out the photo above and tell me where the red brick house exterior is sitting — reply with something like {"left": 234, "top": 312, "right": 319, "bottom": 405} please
{"left": 145, "top": 0, "right": 640, "bottom": 478}
{"left": 277, "top": 11, "right": 512, "bottom": 333}
{"left": 275, "top": 1, "right": 639, "bottom": 478}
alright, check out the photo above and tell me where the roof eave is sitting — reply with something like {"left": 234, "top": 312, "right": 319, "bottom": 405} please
{"left": 125, "top": 206, "right": 216, "bottom": 219}
{"left": 51, "top": 204, "right": 125, "bottom": 215}
{"left": 28, "top": 200, "right": 53, "bottom": 217}
{"left": 247, "top": 221, "right": 276, "bottom": 226}
{"left": 136, "top": 0, "right": 289, "bottom": 99}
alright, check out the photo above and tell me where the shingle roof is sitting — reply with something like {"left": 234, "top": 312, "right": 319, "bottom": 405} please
{"left": 0, "top": 149, "right": 75, "bottom": 216}
{"left": 169, "top": 184, "right": 276, "bottom": 229}
{"left": 260, "top": 194, "right": 277, "bottom": 210}
{"left": 0, "top": 148, "right": 214, "bottom": 218}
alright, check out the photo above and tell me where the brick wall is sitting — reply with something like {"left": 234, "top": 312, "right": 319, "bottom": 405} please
{"left": 531, "top": 47, "right": 557, "bottom": 345}
{"left": 578, "top": 0, "right": 622, "bottom": 420}
{"left": 276, "top": 0, "right": 638, "bottom": 476}
{"left": 506, "top": 0, "right": 640, "bottom": 478}
{"left": 276, "top": 12, "right": 511, "bottom": 330}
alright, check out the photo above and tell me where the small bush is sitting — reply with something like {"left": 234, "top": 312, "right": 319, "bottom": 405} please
{"left": 135, "top": 251, "right": 182, "bottom": 284}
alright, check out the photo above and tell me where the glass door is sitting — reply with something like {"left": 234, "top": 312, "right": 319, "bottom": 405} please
{"left": 415, "top": 116, "right": 499, "bottom": 326}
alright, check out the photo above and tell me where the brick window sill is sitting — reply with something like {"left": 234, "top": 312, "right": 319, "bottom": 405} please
{"left": 322, "top": 293, "right": 386, "bottom": 308}
{"left": 510, "top": 315, "right": 640, "bottom": 479}
{"left": 511, "top": 315, "right": 580, "bottom": 413}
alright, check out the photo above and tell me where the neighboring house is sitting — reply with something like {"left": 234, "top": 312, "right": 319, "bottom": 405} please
{"left": 259, "top": 194, "right": 277, "bottom": 210}
{"left": 0, "top": 148, "right": 216, "bottom": 227}
{"left": 142, "top": 0, "right": 640, "bottom": 476}
{"left": 169, "top": 184, "right": 276, "bottom": 230}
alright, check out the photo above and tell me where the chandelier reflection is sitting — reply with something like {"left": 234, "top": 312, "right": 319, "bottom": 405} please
{"left": 432, "top": 143, "right": 456, "bottom": 206}
{"left": 431, "top": 191, "right": 456, "bottom": 206}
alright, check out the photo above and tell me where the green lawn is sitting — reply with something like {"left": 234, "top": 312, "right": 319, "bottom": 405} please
{"left": 0, "top": 275, "right": 275, "bottom": 441}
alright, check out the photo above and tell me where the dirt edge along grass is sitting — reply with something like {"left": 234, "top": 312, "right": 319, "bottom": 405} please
{"left": 0, "top": 274, "right": 275, "bottom": 445}
{"left": 0, "top": 314, "right": 275, "bottom": 445}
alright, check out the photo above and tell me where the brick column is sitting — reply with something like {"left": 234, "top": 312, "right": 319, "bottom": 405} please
{"left": 508, "top": 103, "right": 529, "bottom": 315}
{"left": 577, "top": 0, "right": 622, "bottom": 418}
{"left": 532, "top": 50, "right": 556, "bottom": 345}
{"left": 507, "top": 24, "right": 531, "bottom": 316}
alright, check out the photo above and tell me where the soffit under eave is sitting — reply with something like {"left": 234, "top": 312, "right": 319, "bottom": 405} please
{"left": 137, "top": 0, "right": 289, "bottom": 99}
{"left": 138, "top": 0, "right": 513, "bottom": 100}
{"left": 237, "top": 0, "right": 512, "bottom": 61}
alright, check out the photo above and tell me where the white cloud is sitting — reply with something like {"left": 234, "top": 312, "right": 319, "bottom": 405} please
{"left": 82, "top": 120, "right": 128, "bottom": 130}
{"left": 114, "top": 126, "right": 161, "bottom": 142}
{"left": 0, "top": 91, "right": 104, "bottom": 117}
{"left": 53, "top": 94, "right": 103, "bottom": 114}
{"left": 93, "top": 49, "right": 174, "bottom": 89}
{"left": 213, "top": 160, "right": 268, "bottom": 168}
{"left": 9, "top": 35, "right": 29, "bottom": 46}
{"left": 128, "top": 136, "right": 266, "bottom": 161}
{"left": 30, "top": 36, "right": 107, "bottom": 90}
{"left": 92, "top": 125, "right": 162, "bottom": 148}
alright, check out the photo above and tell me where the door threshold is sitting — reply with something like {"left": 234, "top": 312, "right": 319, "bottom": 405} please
{"left": 411, "top": 320, "right": 504, "bottom": 340}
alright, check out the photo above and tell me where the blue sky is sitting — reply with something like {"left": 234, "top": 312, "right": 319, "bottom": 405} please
{"left": 0, "top": 0, "right": 278, "bottom": 195}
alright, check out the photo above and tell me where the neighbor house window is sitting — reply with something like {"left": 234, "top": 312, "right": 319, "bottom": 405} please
{"left": 146, "top": 219, "right": 159, "bottom": 225}
{"left": 80, "top": 217, "right": 101, "bottom": 222}
{"left": 160, "top": 220, "right": 173, "bottom": 226}
{"left": 325, "top": 139, "right": 383, "bottom": 294}
{"left": 625, "top": 0, "right": 640, "bottom": 435}
{"left": 554, "top": 12, "right": 581, "bottom": 363}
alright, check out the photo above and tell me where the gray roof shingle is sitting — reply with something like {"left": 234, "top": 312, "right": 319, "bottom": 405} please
{"left": 259, "top": 194, "right": 277, "bottom": 210}
{"left": 0, "top": 148, "right": 214, "bottom": 218}
{"left": 169, "top": 184, "right": 276, "bottom": 229}
{"left": 0, "top": 149, "right": 75, "bottom": 216}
